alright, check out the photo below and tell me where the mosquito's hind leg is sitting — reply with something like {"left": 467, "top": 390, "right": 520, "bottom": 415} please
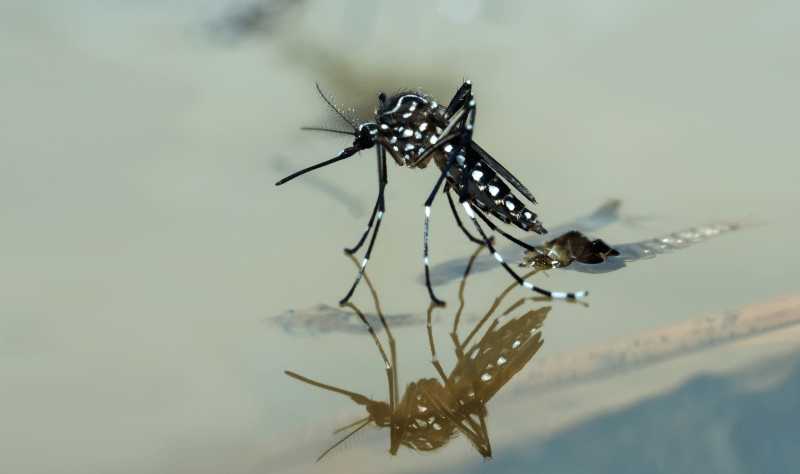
{"left": 446, "top": 189, "right": 488, "bottom": 245}
{"left": 461, "top": 202, "right": 588, "bottom": 300}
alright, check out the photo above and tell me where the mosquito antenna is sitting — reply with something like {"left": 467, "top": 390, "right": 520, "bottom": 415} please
{"left": 314, "top": 82, "right": 357, "bottom": 132}
{"left": 300, "top": 126, "right": 356, "bottom": 136}
{"left": 316, "top": 418, "right": 372, "bottom": 462}
{"left": 284, "top": 371, "right": 371, "bottom": 405}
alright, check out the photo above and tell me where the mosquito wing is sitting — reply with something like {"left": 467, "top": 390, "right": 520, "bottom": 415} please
{"left": 468, "top": 141, "right": 539, "bottom": 206}
{"left": 450, "top": 306, "right": 550, "bottom": 405}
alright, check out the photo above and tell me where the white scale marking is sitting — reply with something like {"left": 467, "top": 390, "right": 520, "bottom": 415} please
{"left": 472, "top": 170, "right": 484, "bottom": 181}
{"left": 481, "top": 373, "right": 492, "bottom": 381}
{"left": 497, "top": 357, "right": 507, "bottom": 365}
{"left": 493, "top": 252, "right": 504, "bottom": 263}
{"left": 361, "top": 258, "right": 369, "bottom": 268}
{"left": 419, "top": 122, "right": 428, "bottom": 131}
{"left": 424, "top": 256, "right": 429, "bottom": 265}
{"left": 488, "top": 185, "right": 500, "bottom": 196}
{"left": 444, "top": 144, "right": 452, "bottom": 153}
{"left": 506, "top": 201, "right": 515, "bottom": 210}
{"left": 425, "top": 206, "right": 431, "bottom": 217}
{"left": 377, "top": 211, "right": 383, "bottom": 219}
{"left": 414, "top": 131, "right": 422, "bottom": 139}
{"left": 469, "top": 100, "right": 475, "bottom": 106}
{"left": 429, "top": 135, "right": 438, "bottom": 144}
{"left": 380, "top": 124, "right": 389, "bottom": 129}
{"left": 512, "top": 340, "right": 521, "bottom": 349}
{"left": 402, "top": 112, "right": 412, "bottom": 118}
{"left": 462, "top": 202, "right": 474, "bottom": 217}
{"left": 390, "top": 136, "right": 397, "bottom": 144}
{"left": 405, "top": 143, "right": 415, "bottom": 151}
{"left": 403, "top": 129, "right": 414, "bottom": 137}
{"left": 523, "top": 281, "right": 534, "bottom": 289}
{"left": 385, "top": 95, "right": 412, "bottom": 115}
{"left": 552, "top": 292, "right": 568, "bottom": 298}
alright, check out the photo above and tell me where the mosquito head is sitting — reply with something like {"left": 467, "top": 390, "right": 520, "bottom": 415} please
{"left": 354, "top": 122, "right": 378, "bottom": 151}
{"left": 366, "top": 400, "right": 391, "bottom": 427}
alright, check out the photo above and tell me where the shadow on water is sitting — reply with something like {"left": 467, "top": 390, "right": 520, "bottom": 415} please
{"left": 427, "top": 200, "right": 760, "bottom": 286}
{"left": 283, "top": 247, "right": 585, "bottom": 461}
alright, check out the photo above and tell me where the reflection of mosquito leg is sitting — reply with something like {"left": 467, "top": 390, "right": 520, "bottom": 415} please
{"left": 345, "top": 252, "right": 398, "bottom": 402}
{"left": 452, "top": 244, "right": 488, "bottom": 350}
{"left": 421, "top": 390, "right": 492, "bottom": 458}
{"left": 462, "top": 203, "right": 587, "bottom": 299}
{"left": 446, "top": 189, "right": 486, "bottom": 244}
{"left": 458, "top": 269, "right": 537, "bottom": 352}
{"left": 340, "top": 301, "right": 395, "bottom": 412}
{"left": 427, "top": 301, "right": 449, "bottom": 382}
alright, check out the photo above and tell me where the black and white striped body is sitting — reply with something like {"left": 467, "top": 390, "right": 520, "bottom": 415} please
{"left": 277, "top": 81, "right": 587, "bottom": 304}
{"left": 374, "top": 92, "right": 547, "bottom": 234}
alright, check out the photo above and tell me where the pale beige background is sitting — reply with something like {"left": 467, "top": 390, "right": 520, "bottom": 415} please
{"left": 1, "top": 0, "right": 798, "bottom": 473}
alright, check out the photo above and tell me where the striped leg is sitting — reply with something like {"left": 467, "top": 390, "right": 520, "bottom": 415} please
{"left": 340, "top": 148, "right": 388, "bottom": 304}
{"left": 345, "top": 147, "right": 388, "bottom": 254}
{"left": 462, "top": 202, "right": 588, "bottom": 299}
{"left": 446, "top": 189, "right": 487, "bottom": 244}
{"left": 470, "top": 206, "right": 547, "bottom": 258}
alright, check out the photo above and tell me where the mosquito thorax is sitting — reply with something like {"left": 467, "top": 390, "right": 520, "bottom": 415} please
{"left": 373, "top": 92, "right": 442, "bottom": 168}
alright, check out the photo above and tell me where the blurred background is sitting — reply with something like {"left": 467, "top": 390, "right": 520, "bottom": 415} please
{"left": 1, "top": 0, "right": 799, "bottom": 473}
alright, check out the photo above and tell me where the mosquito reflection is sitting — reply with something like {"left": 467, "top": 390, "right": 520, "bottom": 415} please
{"left": 284, "top": 246, "right": 564, "bottom": 460}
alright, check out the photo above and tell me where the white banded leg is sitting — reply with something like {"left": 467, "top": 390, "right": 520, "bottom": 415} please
{"left": 446, "top": 189, "right": 487, "bottom": 244}
{"left": 346, "top": 195, "right": 380, "bottom": 254}
{"left": 462, "top": 202, "right": 588, "bottom": 299}
{"left": 340, "top": 148, "right": 388, "bottom": 304}
{"left": 346, "top": 147, "right": 388, "bottom": 254}
{"left": 471, "top": 206, "right": 547, "bottom": 257}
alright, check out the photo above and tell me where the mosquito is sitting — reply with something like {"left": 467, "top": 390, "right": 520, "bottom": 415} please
{"left": 276, "top": 81, "right": 587, "bottom": 305}
{"left": 284, "top": 247, "right": 551, "bottom": 460}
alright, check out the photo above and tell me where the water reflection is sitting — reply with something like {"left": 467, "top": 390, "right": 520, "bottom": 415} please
{"left": 283, "top": 248, "right": 567, "bottom": 460}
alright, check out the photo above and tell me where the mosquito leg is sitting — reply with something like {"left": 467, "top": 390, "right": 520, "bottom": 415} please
{"left": 462, "top": 202, "right": 588, "bottom": 299}
{"left": 472, "top": 206, "right": 547, "bottom": 257}
{"left": 444, "top": 79, "right": 473, "bottom": 121}
{"left": 351, "top": 250, "right": 399, "bottom": 402}
{"left": 345, "top": 195, "right": 379, "bottom": 254}
{"left": 422, "top": 151, "right": 459, "bottom": 306}
{"left": 340, "top": 148, "right": 388, "bottom": 304}
{"left": 446, "top": 189, "right": 486, "bottom": 245}
{"left": 345, "top": 147, "right": 388, "bottom": 254}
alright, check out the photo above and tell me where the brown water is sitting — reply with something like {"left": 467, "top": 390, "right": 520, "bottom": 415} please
{"left": 2, "top": 1, "right": 799, "bottom": 473}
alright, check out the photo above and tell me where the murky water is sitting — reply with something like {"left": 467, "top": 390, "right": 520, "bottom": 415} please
{"left": 2, "top": 1, "right": 799, "bottom": 473}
